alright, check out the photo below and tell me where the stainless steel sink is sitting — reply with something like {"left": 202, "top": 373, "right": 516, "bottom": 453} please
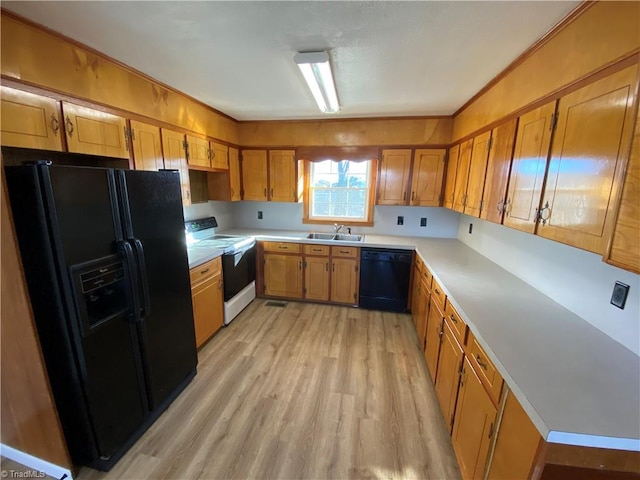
{"left": 334, "top": 234, "right": 363, "bottom": 241}
{"left": 306, "top": 233, "right": 364, "bottom": 242}
{"left": 306, "top": 233, "right": 337, "bottom": 240}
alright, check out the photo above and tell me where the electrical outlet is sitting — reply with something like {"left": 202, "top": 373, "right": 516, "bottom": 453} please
{"left": 468, "top": 223, "right": 473, "bottom": 234}
{"left": 610, "top": 281, "right": 629, "bottom": 309}
{"left": 420, "top": 217, "right": 427, "bottom": 227}
{"left": 257, "top": 211, "right": 263, "bottom": 220}
{"left": 397, "top": 216, "right": 404, "bottom": 226}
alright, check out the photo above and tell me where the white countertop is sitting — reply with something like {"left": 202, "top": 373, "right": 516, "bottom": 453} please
{"left": 190, "top": 228, "right": 640, "bottom": 451}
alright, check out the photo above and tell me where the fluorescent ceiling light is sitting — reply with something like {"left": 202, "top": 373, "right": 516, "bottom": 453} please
{"left": 294, "top": 51, "right": 340, "bottom": 114}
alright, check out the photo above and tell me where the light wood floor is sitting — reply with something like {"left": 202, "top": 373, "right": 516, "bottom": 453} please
{"left": 79, "top": 299, "right": 460, "bottom": 480}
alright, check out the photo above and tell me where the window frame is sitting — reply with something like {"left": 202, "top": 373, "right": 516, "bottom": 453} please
{"left": 302, "top": 158, "right": 378, "bottom": 226}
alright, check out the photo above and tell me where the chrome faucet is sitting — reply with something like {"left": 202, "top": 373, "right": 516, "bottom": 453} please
{"left": 334, "top": 223, "right": 344, "bottom": 234}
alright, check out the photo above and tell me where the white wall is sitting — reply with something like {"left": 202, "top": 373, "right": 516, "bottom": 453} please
{"left": 457, "top": 214, "right": 640, "bottom": 356}
{"left": 183, "top": 201, "right": 235, "bottom": 230}
{"left": 231, "top": 201, "right": 461, "bottom": 238}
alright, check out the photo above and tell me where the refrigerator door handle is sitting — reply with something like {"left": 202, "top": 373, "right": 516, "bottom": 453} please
{"left": 117, "top": 240, "right": 141, "bottom": 323}
{"left": 132, "top": 238, "right": 152, "bottom": 319}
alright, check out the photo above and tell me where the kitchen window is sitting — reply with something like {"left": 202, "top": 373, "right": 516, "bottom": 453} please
{"left": 302, "top": 158, "right": 377, "bottom": 225}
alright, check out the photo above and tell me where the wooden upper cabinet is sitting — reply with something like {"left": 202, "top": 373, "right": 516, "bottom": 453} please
{"left": 537, "top": 65, "right": 638, "bottom": 255}
{"left": 377, "top": 149, "right": 412, "bottom": 205}
{"left": 61, "top": 102, "right": 129, "bottom": 158}
{"left": 228, "top": 147, "right": 242, "bottom": 201}
{"left": 444, "top": 144, "right": 460, "bottom": 210}
{"left": 161, "top": 128, "right": 191, "bottom": 206}
{"left": 503, "top": 101, "right": 557, "bottom": 234}
{"left": 410, "top": 149, "right": 446, "bottom": 206}
{"left": 453, "top": 140, "right": 473, "bottom": 213}
{"left": 452, "top": 357, "right": 498, "bottom": 480}
{"left": 435, "top": 321, "right": 464, "bottom": 433}
{"left": 130, "top": 120, "right": 163, "bottom": 171}
{"left": 186, "top": 135, "right": 210, "bottom": 168}
{"left": 0, "top": 86, "right": 63, "bottom": 151}
{"left": 330, "top": 257, "right": 359, "bottom": 305}
{"left": 481, "top": 119, "right": 518, "bottom": 224}
{"left": 464, "top": 131, "right": 492, "bottom": 217}
{"left": 606, "top": 107, "right": 640, "bottom": 273}
{"left": 241, "top": 150, "right": 268, "bottom": 201}
{"left": 210, "top": 141, "right": 229, "bottom": 170}
{"left": 304, "top": 256, "right": 330, "bottom": 302}
{"left": 269, "top": 150, "right": 296, "bottom": 202}
{"left": 264, "top": 253, "right": 303, "bottom": 298}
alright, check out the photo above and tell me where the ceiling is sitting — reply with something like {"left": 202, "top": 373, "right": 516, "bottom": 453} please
{"left": 3, "top": 1, "right": 579, "bottom": 121}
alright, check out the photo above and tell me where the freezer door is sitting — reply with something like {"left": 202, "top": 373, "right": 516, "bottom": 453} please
{"left": 117, "top": 169, "right": 197, "bottom": 411}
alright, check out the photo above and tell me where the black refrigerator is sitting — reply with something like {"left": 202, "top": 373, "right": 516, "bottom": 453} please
{"left": 5, "top": 163, "right": 198, "bottom": 471}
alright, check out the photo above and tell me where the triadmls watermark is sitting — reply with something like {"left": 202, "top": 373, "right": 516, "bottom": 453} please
{"left": 1, "top": 470, "right": 46, "bottom": 479}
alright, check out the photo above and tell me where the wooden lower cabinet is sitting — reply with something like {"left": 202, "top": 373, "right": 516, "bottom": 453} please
{"left": 264, "top": 253, "right": 303, "bottom": 298}
{"left": 190, "top": 260, "right": 224, "bottom": 348}
{"left": 452, "top": 357, "right": 498, "bottom": 480}
{"left": 435, "top": 321, "right": 464, "bottom": 433}
{"left": 424, "top": 297, "right": 444, "bottom": 381}
{"left": 415, "top": 277, "right": 429, "bottom": 349}
{"left": 304, "top": 255, "right": 330, "bottom": 301}
{"left": 330, "top": 258, "right": 359, "bottom": 305}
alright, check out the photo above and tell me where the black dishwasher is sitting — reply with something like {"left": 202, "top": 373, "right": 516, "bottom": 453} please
{"left": 359, "top": 248, "right": 412, "bottom": 312}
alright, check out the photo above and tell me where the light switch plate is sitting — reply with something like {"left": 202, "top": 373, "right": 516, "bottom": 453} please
{"left": 610, "top": 281, "right": 629, "bottom": 309}
{"left": 397, "top": 216, "right": 404, "bottom": 225}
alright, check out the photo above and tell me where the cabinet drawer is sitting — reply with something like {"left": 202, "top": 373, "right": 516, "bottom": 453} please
{"left": 431, "top": 277, "right": 446, "bottom": 310}
{"left": 304, "top": 244, "right": 330, "bottom": 256}
{"left": 422, "top": 265, "right": 433, "bottom": 292}
{"left": 331, "top": 246, "right": 359, "bottom": 258}
{"left": 468, "top": 333, "right": 503, "bottom": 405}
{"left": 444, "top": 300, "right": 468, "bottom": 346}
{"left": 263, "top": 242, "right": 301, "bottom": 253}
{"left": 414, "top": 255, "right": 424, "bottom": 276}
{"left": 190, "top": 257, "right": 221, "bottom": 286}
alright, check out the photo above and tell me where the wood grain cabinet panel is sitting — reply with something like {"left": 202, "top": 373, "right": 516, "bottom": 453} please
{"left": 331, "top": 246, "right": 358, "bottom": 258}
{"left": 161, "top": 128, "right": 191, "bottom": 206}
{"left": 425, "top": 297, "right": 444, "bottom": 383}
{"left": 62, "top": 102, "right": 129, "bottom": 158}
{"left": 444, "top": 144, "right": 460, "bottom": 210}
{"left": 303, "top": 245, "right": 330, "bottom": 256}
{"left": 0, "top": 86, "right": 63, "bottom": 151}
{"left": 304, "top": 256, "right": 330, "bottom": 302}
{"left": 410, "top": 149, "right": 446, "bottom": 206}
{"left": 453, "top": 140, "right": 473, "bottom": 213}
{"left": 444, "top": 300, "right": 468, "bottom": 347}
{"left": 435, "top": 321, "right": 464, "bottom": 433}
{"left": 228, "top": 147, "right": 242, "bottom": 201}
{"left": 191, "top": 266, "right": 223, "bottom": 348}
{"left": 186, "top": 134, "right": 211, "bottom": 168}
{"left": 210, "top": 141, "right": 229, "bottom": 170}
{"left": 481, "top": 119, "right": 518, "bottom": 224}
{"left": 452, "top": 357, "right": 498, "bottom": 480}
{"left": 503, "top": 101, "right": 557, "bottom": 234}
{"left": 606, "top": 108, "right": 640, "bottom": 273}
{"left": 411, "top": 263, "right": 422, "bottom": 330}
{"left": 263, "top": 242, "right": 301, "bottom": 253}
{"left": 207, "top": 147, "right": 242, "bottom": 202}
{"left": 378, "top": 149, "right": 412, "bottom": 205}
{"left": 269, "top": 150, "right": 296, "bottom": 202}
{"left": 241, "top": 150, "right": 268, "bottom": 201}
{"left": 415, "top": 277, "right": 430, "bottom": 349}
{"left": 330, "top": 258, "right": 359, "bottom": 305}
{"left": 464, "top": 131, "right": 492, "bottom": 217}
{"left": 468, "top": 334, "right": 503, "bottom": 406}
{"left": 537, "top": 65, "right": 638, "bottom": 255}
{"left": 130, "top": 120, "right": 163, "bottom": 171}
{"left": 264, "top": 254, "right": 303, "bottom": 299}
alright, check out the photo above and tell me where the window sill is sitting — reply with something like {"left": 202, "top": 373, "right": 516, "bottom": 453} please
{"left": 302, "top": 218, "right": 374, "bottom": 227}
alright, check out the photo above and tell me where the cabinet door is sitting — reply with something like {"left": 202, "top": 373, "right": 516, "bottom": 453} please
{"left": 264, "top": 254, "right": 303, "bottom": 298}
{"left": 377, "top": 149, "right": 412, "bottom": 205}
{"left": 229, "top": 147, "right": 242, "bottom": 201}
{"left": 304, "top": 256, "right": 330, "bottom": 301}
{"left": 161, "top": 129, "right": 191, "bottom": 206}
{"left": 186, "top": 135, "right": 210, "bottom": 168}
{"left": 503, "top": 101, "right": 556, "bottom": 233}
{"left": 330, "top": 258, "right": 359, "bottom": 305}
{"left": 481, "top": 119, "right": 518, "bottom": 224}
{"left": 210, "top": 141, "right": 229, "bottom": 170}
{"left": 453, "top": 140, "right": 473, "bottom": 213}
{"left": 241, "top": 150, "right": 268, "bottom": 201}
{"left": 443, "top": 144, "right": 460, "bottom": 209}
{"left": 415, "top": 279, "right": 429, "bottom": 349}
{"left": 538, "top": 66, "right": 638, "bottom": 255}
{"left": 269, "top": 150, "right": 296, "bottom": 202}
{"left": 424, "top": 298, "right": 444, "bottom": 382}
{"left": 452, "top": 357, "right": 498, "bottom": 480}
{"left": 130, "top": 120, "right": 163, "bottom": 171}
{"left": 0, "top": 86, "right": 63, "bottom": 151}
{"left": 464, "top": 131, "right": 492, "bottom": 217}
{"left": 411, "top": 265, "right": 422, "bottom": 329}
{"left": 191, "top": 271, "right": 223, "bottom": 348}
{"left": 606, "top": 108, "right": 640, "bottom": 273}
{"left": 410, "top": 149, "right": 446, "bottom": 206}
{"left": 62, "top": 102, "right": 129, "bottom": 158}
{"left": 434, "top": 322, "right": 464, "bottom": 433}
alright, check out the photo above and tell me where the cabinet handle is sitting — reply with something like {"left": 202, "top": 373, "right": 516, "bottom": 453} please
{"left": 403, "top": 191, "right": 407, "bottom": 201}
{"left": 50, "top": 114, "right": 59, "bottom": 134}
{"left": 475, "top": 354, "right": 488, "bottom": 370}
{"left": 65, "top": 116, "right": 74, "bottom": 136}
{"left": 411, "top": 191, "right": 415, "bottom": 201}
{"left": 264, "top": 188, "right": 267, "bottom": 198}
{"left": 332, "top": 263, "right": 335, "bottom": 272}
{"left": 200, "top": 268, "right": 210, "bottom": 274}
{"left": 434, "top": 288, "right": 440, "bottom": 295}
{"left": 496, "top": 200, "right": 503, "bottom": 213}
{"left": 299, "top": 261, "right": 302, "bottom": 270}
{"left": 124, "top": 126, "right": 130, "bottom": 151}
{"left": 326, "top": 262, "right": 329, "bottom": 271}
{"left": 449, "top": 313, "right": 457, "bottom": 324}
{"left": 278, "top": 245, "right": 288, "bottom": 249}
{"left": 312, "top": 248, "right": 322, "bottom": 252}
{"left": 271, "top": 188, "right": 274, "bottom": 197}
{"left": 339, "top": 250, "right": 349, "bottom": 254}
{"left": 459, "top": 367, "right": 466, "bottom": 386}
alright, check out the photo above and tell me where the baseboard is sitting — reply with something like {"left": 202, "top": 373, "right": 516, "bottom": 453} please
{"left": 0, "top": 444, "right": 73, "bottom": 480}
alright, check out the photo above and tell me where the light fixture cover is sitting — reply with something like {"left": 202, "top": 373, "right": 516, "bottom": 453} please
{"left": 294, "top": 51, "right": 340, "bottom": 114}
